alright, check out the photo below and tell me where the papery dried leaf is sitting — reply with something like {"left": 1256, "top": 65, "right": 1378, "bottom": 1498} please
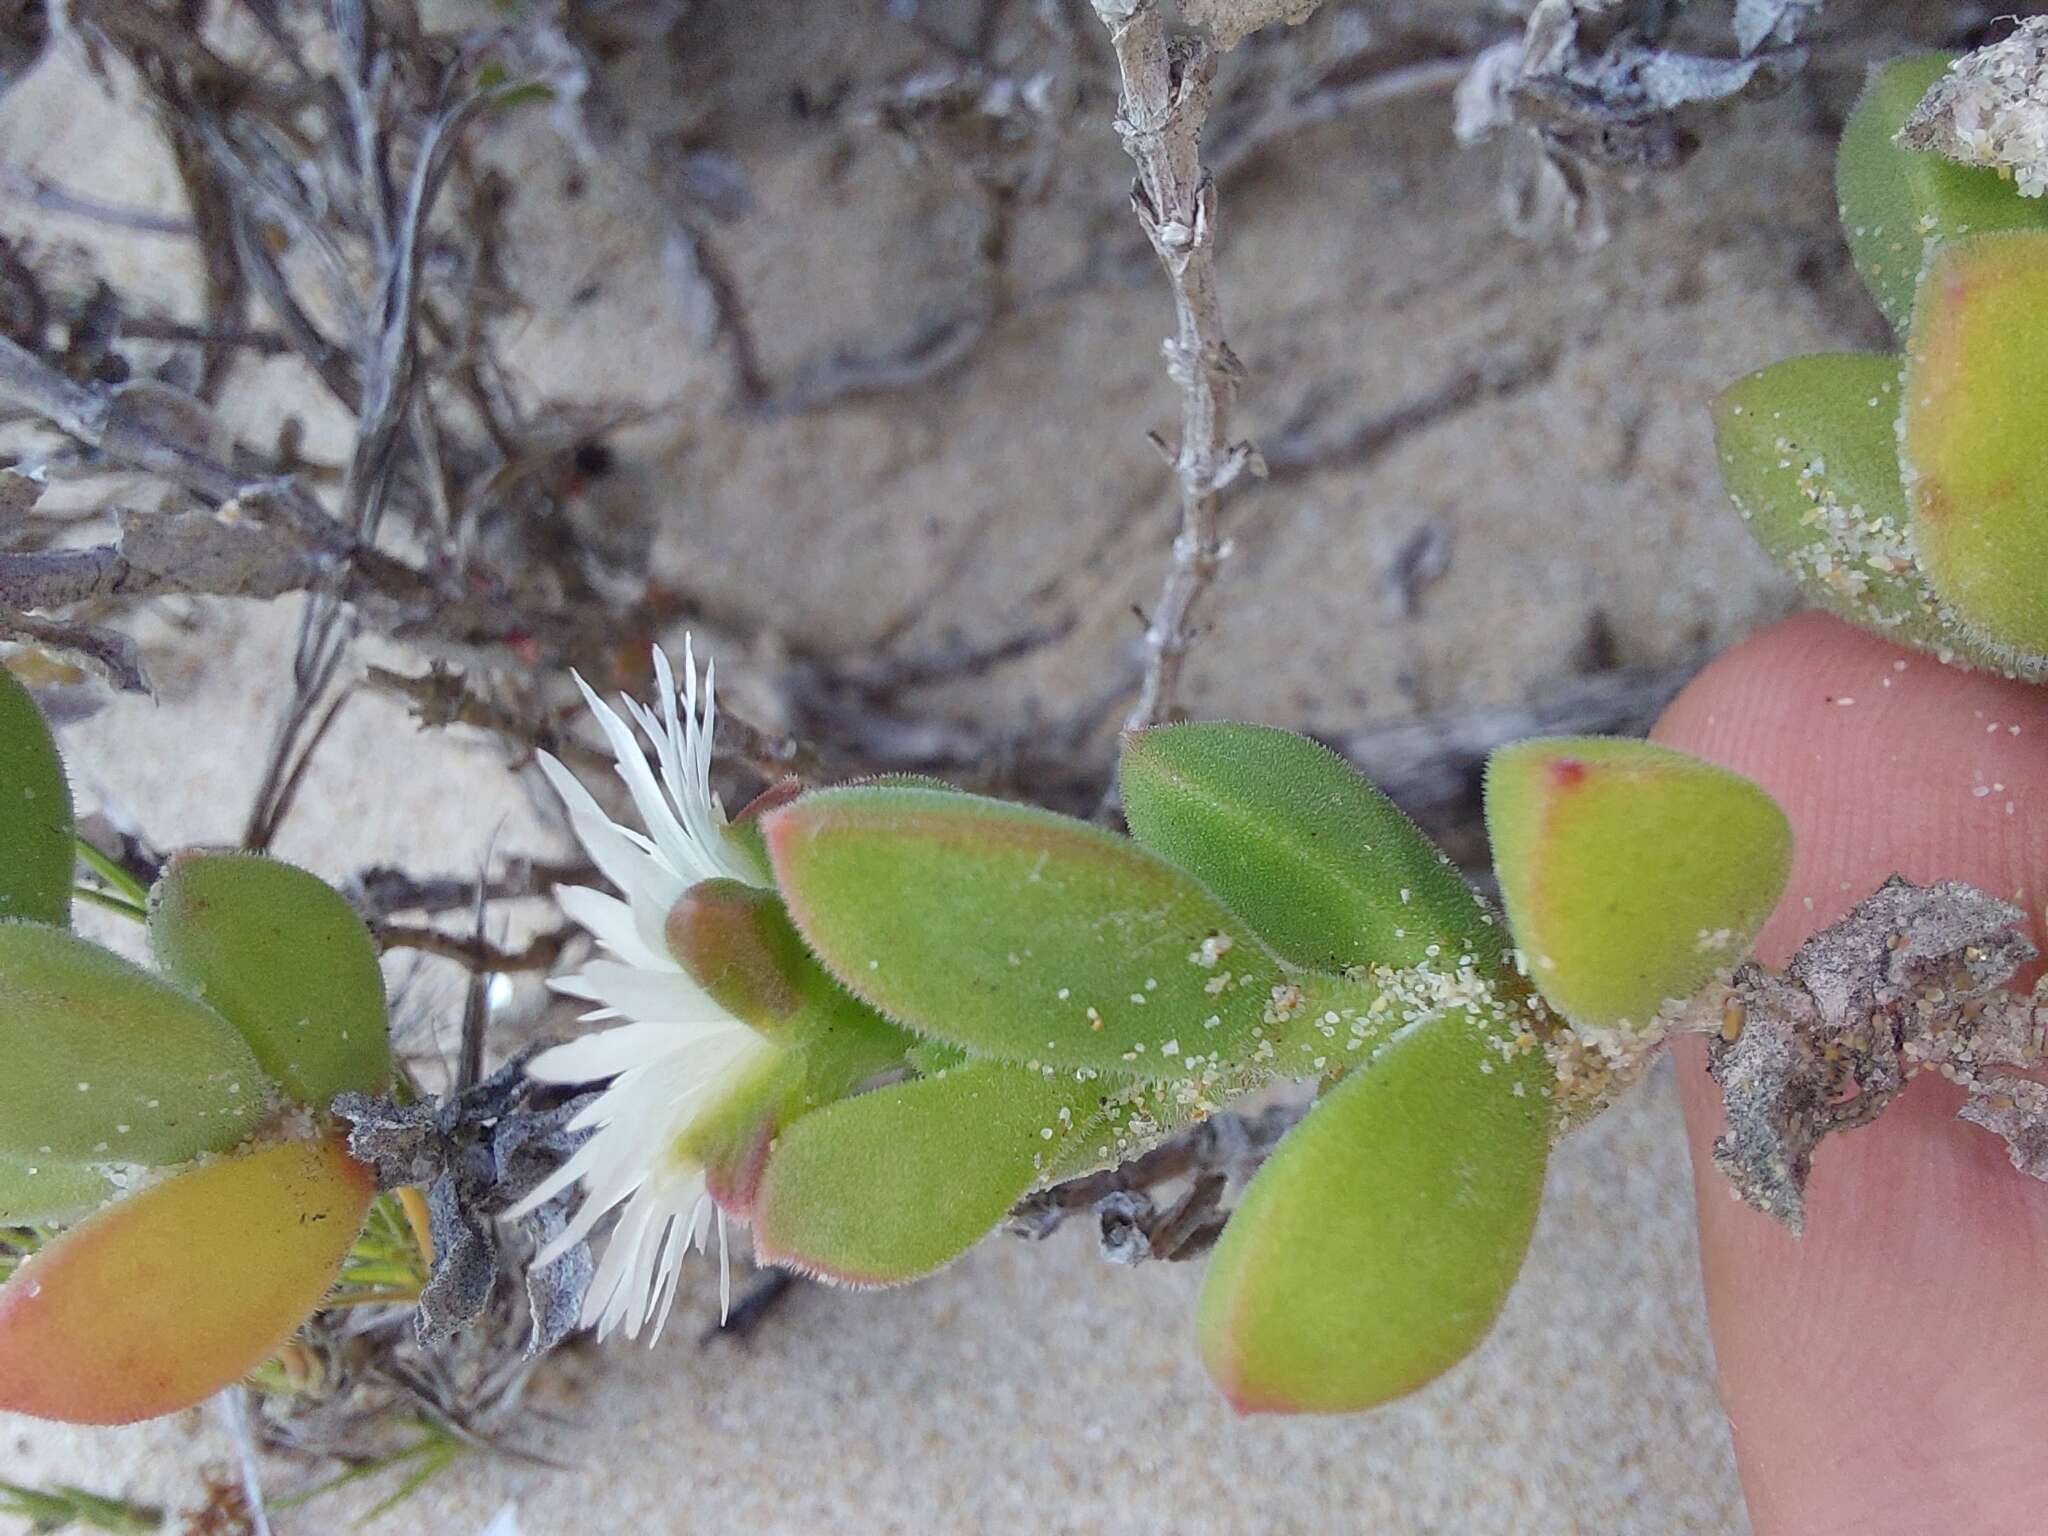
{"left": 1897, "top": 21, "right": 2048, "bottom": 199}
{"left": 1733, "top": 0, "right": 1821, "bottom": 57}
{"left": 1708, "top": 878, "right": 2037, "bottom": 1227}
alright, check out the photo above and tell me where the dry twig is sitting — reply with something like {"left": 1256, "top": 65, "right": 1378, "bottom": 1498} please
{"left": 1093, "top": 0, "right": 1257, "bottom": 736}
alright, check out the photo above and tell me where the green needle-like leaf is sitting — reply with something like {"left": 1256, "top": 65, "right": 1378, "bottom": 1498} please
{"left": 1836, "top": 53, "right": 2048, "bottom": 333}
{"left": 1901, "top": 232, "right": 2048, "bottom": 662}
{"left": 752, "top": 1057, "right": 1094, "bottom": 1286}
{"left": 0, "top": 922, "right": 273, "bottom": 1165}
{"left": 766, "top": 786, "right": 1299, "bottom": 1079}
{"left": 1197, "top": 1011, "right": 1551, "bottom": 1414}
{"left": 1485, "top": 738, "right": 1791, "bottom": 1031}
{"left": 0, "top": 665, "right": 72, "bottom": 928}
{"left": 147, "top": 852, "right": 391, "bottom": 1108}
{"left": 1120, "top": 722, "right": 1502, "bottom": 974}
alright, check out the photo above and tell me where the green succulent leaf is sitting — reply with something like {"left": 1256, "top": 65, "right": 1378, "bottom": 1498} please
{"left": 1197, "top": 1011, "right": 1551, "bottom": 1414}
{"left": 1119, "top": 722, "right": 1502, "bottom": 974}
{"left": 686, "top": 1033, "right": 909, "bottom": 1219}
{"left": 664, "top": 880, "right": 919, "bottom": 1212}
{"left": 752, "top": 1057, "right": 1093, "bottom": 1286}
{"left": 1484, "top": 738, "right": 1791, "bottom": 1031}
{"left": 0, "top": 922, "right": 274, "bottom": 1165}
{"left": 0, "top": 665, "right": 73, "bottom": 928}
{"left": 1836, "top": 53, "right": 2048, "bottom": 333}
{"left": 0, "top": 1157, "right": 110, "bottom": 1225}
{"left": 1900, "top": 232, "right": 2048, "bottom": 662}
{"left": 765, "top": 786, "right": 1298, "bottom": 1079}
{"left": 1710, "top": 352, "right": 2021, "bottom": 672}
{"left": 147, "top": 852, "right": 391, "bottom": 1108}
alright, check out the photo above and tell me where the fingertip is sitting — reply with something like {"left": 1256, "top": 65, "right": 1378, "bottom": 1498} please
{"left": 1654, "top": 613, "right": 2048, "bottom": 967}
{"left": 1652, "top": 614, "right": 2048, "bottom": 1533}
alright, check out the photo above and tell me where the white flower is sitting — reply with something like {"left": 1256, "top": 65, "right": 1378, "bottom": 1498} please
{"left": 510, "top": 640, "right": 773, "bottom": 1343}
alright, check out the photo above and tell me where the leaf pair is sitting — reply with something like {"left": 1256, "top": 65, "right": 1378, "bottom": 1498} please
{"left": 1155, "top": 729, "right": 1787, "bottom": 1412}
{"left": 0, "top": 669, "right": 392, "bottom": 1422}
{"left": 748, "top": 781, "right": 1290, "bottom": 1286}
{"left": 1715, "top": 55, "right": 2048, "bottom": 675}
{"left": 758, "top": 738, "right": 1480, "bottom": 1394}
{"left": 0, "top": 856, "right": 391, "bottom": 1192}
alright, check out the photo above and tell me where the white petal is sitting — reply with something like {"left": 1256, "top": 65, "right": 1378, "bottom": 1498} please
{"left": 573, "top": 672, "right": 706, "bottom": 891}
{"left": 524, "top": 1019, "right": 685, "bottom": 1085}
{"left": 554, "top": 885, "right": 669, "bottom": 970}
{"left": 537, "top": 754, "right": 684, "bottom": 914}
{"left": 562, "top": 960, "right": 733, "bottom": 1031}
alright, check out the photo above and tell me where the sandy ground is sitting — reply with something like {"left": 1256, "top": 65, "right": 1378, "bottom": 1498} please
{"left": 0, "top": 1, "right": 1978, "bottom": 1528}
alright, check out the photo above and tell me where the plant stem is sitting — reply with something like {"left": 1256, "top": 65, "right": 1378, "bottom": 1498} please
{"left": 72, "top": 885, "right": 148, "bottom": 922}
{"left": 74, "top": 837, "right": 150, "bottom": 906}
{"left": 1092, "top": 0, "right": 1254, "bottom": 734}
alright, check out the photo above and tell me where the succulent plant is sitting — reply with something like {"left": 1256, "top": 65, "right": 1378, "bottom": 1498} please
{"left": 735, "top": 724, "right": 1791, "bottom": 1413}
{"left": 1715, "top": 52, "right": 2048, "bottom": 679}
{"left": 0, "top": 667, "right": 390, "bottom": 1424}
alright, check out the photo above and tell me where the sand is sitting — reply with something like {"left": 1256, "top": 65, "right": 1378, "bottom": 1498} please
{"left": 4, "top": 2, "right": 1965, "bottom": 1527}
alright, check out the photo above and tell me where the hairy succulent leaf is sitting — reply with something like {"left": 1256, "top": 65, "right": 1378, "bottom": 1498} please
{"left": 1710, "top": 352, "right": 2019, "bottom": 672}
{"left": 0, "top": 1157, "right": 109, "bottom": 1224}
{"left": 752, "top": 1058, "right": 1094, "bottom": 1286}
{"left": 1485, "top": 738, "right": 1791, "bottom": 1031}
{"left": 1836, "top": 53, "right": 2048, "bottom": 333}
{"left": 766, "top": 786, "right": 1298, "bottom": 1079}
{"left": 1197, "top": 1012, "right": 1550, "bottom": 1413}
{"left": 0, "top": 1133, "right": 373, "bottom": 1423}
{"left": 148, "top": 852, "right": 390, "bottom": 1108}
{"left": 667, "top": 880, "right": 919, "bottom": 1212}
{"left": 0, "top": 665, "right": 72, "bottom": 927}
{"left": 1119, "top": 723, "right": 1502, "bottom": 974}
{"left": 1900, "top": 233, "right": 2048, "bottom": 661}
{"left": 0, "top": 922, "right": 273, "bottom": 1165}
{"left": 671, "top": 879, "right": 923, "bottom": 1210}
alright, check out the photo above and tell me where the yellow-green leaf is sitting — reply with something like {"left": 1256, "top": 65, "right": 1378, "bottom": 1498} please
{"left": 0, "top": 665, "right": 72, "bottom": 927}
{"left": 1119, "top": 722, "right": 1501, "bottom": 974}
{"left": 1484, "top": 738, "right": 1791, "bottom": 1030}
{"left": 654, "top": 878, "right": 921, "bottom": 1212}
{"left": 753, "top": 1058, "right": 1094, "bottom": 1286}
{"left": 0, "top": 1157, "right": 109, "bottom": 1224}
{"left": 1197, "top": 1012, "right": 1550, "bottom": 1413}
{"left": 766, "top": 786, "right": 1297, "bottom": 1079}
{"left": 147, "top": 852, "right": 390, "bottom": 1108}
{"left": 0, "top": 1134, "right": 373, "bottom": 1423}
{"left": 1836, "top": 53, "right": 2048, "bottom": 333}
{"left": 0, "top": 922, "right": 273, "bottom": 1165}
{"left": 1900, "top": 232, "right": 2048, "bottom": 662}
